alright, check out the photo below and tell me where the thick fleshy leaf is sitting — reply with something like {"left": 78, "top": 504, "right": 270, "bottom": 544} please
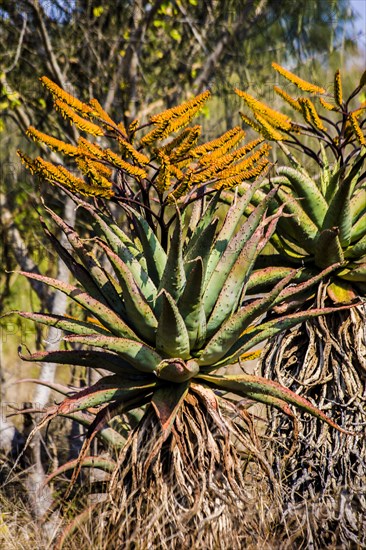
{"left": 349, "top": 184, "right": 366, "bottom": 221}
{"left": 206, "top": 210, "right": 281, "bottom": 336}
{"left": 18, "top": 347, "right": 142, "bottom": 376}
{"left": 206, "top": 224, "right": 267, "bottom": 336}
{"left": 198, "top": 270, "right": 297, "bottom": 365}
{"left": 314, "top": 229, "right": 344, "bottom": 268}
{"left": 247, "top": 266, "right": 307, "bottom": 293}
{"left": 156, "top": 290, "right": 190, "bottom": 359}
{"left": 158, "top": 210, "right": 186, "bottom": 301}
{"left": 204, "top": 184, "right": 271, "bottom": 285}
{"left": 123, "top": 204, "right": 167, "bottom": 285}
{"left": 203, "top": 195, "right": 276, "bottom": 318}
{"left": 321, "top": 176, "right": 353, "bottom": 248}
{"left": 344, "top": 234, "right": 366, "bottom": 259}
{"left": 45, "top": 456, "right": 115, "bottom": 486}
{"left": 198, "top": 374, "right": 354, "bottom": 435}
{"left": 178, "top": 257, "right": 207, "bottom": 349}
{"left": 350, "top": 211, "right": 366, "bottom": 242}
{"left": 18, "top": 271, "right": 138, "bottom": 340}
{"left": 271, "top": 264, "right": 340, "bottom": 306}
{"left": 151, "top": 382, "right": 189, "bottom": 436}
{"left": 44, "top": 206, "right": 125, "bottom": 314}
{"left": 337, "top": 261, "right": 366, "bottom": 282}
{"left": 205, "top": 304, "right": 357, "bottom": 367}
{"left": 276, "top": 187, "right": 319, "bottom": 248}
{"left": 184, "top": 192, "right": 221, "bottom": 253}
{"left": 277, "top": 166, "right": 328, "bottom": 227}
{"left": 86, "top": 206, "right": 156, "bottom": 299}
{"left": 41, "top": 221, "right": 117, "bottom": 310}
{"left": 184, "top": 218, "right": 219, "bottom": 275}
{"left": 64, "top": 334, "right": 162, "bottom": 373}
{"left": 98, "top": 240, "right": 157, "bottom": 342}
{"left": 55, "top": 374, "right": 157, "bottom": 414}
{"left": 17, "top": 311, "right": 112, "bottom": 337}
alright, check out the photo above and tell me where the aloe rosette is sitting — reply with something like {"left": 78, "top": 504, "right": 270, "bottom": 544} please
{"left": 10, "top": 185, "right": 358, "bottom": 540}
{"left": 235, "top": 65, "right": 366, "bottom": 546}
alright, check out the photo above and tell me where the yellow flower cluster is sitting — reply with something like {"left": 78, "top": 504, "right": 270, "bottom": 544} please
{"left": 40, "top": 76, "right": 93, "bottom": 115}
{"left": 26, "top": 126, "right": 79, "bottom": 156}
{"left": 319, "top": 97, "right": 337, "bottom": 111}
{"left": 191, "top": 126, "right": 245, "bottom": 158}
{"left": 348, "top": 113, "right": 366, "bottom": 146}
{"left": 274, "top": 86, "right": 301, "bottom": 112}
{"left": 298, "top": 98, "right": 326, "bottom": 131}
{"left": 140, "top": 90, "right": 210, "bottom": 146}
{"left": 271, "top": 63, "right": 326, "bottom": 94}
{"left": 334, "top": 69, "right": 343, "bottom": 107}
{"left": 104, "top": 148, "right": 147, "bottom": 179}
{"left": 55, "top": 100, "right": 104, "bottom": 136}
{"left": 89, "top": 98, "right": 118, "bottom": 128}
{"left": 235, "top": 89, "right": 292, "bottom": 131}
{"left": 20, "top": 153, "right": 114, "bottom": 198}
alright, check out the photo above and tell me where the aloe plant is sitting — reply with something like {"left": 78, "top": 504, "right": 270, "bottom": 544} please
{"left": 236, "top": 65, "right": 366, "bottom": 546}
{"left": 13, "top": 189, "right": 356, "bottom": 546}
{"left": 13, "top": 79, "right": 357, "bottom": 547}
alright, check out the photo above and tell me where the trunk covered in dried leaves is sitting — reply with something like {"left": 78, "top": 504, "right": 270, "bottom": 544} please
{"left": 90, "top": 386, "right": 279, "bottom": 550}
{"left": 262, "top": 301, "right": 366, "bottom": 548}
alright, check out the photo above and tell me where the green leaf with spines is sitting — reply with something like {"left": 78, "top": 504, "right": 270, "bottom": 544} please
{"left": 202, "top": 190, "right": 277, "bottom": 318}
{"left": 198, "top": 374, "right": 353, "bottom": 434}
{"left": 344, "top": 234, "right": 366, "bottom": 259}
{"left": 205, "top": 222, "right": 269, "bottom": 338}
{"left": 64, "top": 334, "right": 162, "bottom": 373}
{"left": 18, "top": 271, "right": 138, "bottom": 340}
{"left": 276, "top": 166, "right": 328, "bottom": 228}
{"left": 123, "top": 204, "right": 167, "bottom": 286}
{"left": 337, "top": 262, "right": 366, "bottom": 282}
{"left": 198, "top": 270, "right": 297, "bottom": 366}
{"left": 83, "top": 205, "right": 156, "bottom": 300}
{"left": 55, "top": 374, "right": 157, "bottom": 413}
{"left": 314, "top": 229, "right": 344, "bottom": 268}
{"left": 349, "top": 184, "right": 366, "bottom": 221}
{"left": 41, "top": 221, "right": 120, "bottom": 312}
{"left": 44, "top": 205, "right": 125, "bottom": 314}
{"left": 208, "top": 305, "right": 355, "bottom": 368}
{"left": 204, "top": 180, "right": 267, "bottom": 284}
{"left": 184, "top": 218, "right": 219, "bottom": 275}
{"left": 18, "top": 347, "right": 144, "bottom": 376}
{"left": 158, "top": 210, "right": 186, "bottom": 302}
{"left": 350, "top": 211, "right": 366, "bottom": 242}
{"left": 321, "top": 150, "right": 365, "bottom": 246}
{"left": 178, "top": 257, "right": 207, "bottom": 350}
{"left": 275, "top": 187, "right": 319, "bottom": 249}
{"left": 98, "top": 240, "right": 157, "bottom": 343}
{"left": 156, "top": 290, "right": 191, "bottom": 359}
{"left": 184, "top": 192, "right": 221, "bottom": 253}
{"left": 17, "top": 311, "right": 113, "bottom": 337}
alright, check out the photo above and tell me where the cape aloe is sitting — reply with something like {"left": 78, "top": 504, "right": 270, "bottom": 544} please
{"left": 14, "top": 79, "right": 357, "bottom": 547}
{"left": 237, "top": 65, "right": 366, "bottom": 546}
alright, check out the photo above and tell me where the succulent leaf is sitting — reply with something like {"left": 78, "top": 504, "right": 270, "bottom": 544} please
{"left": 158, "top": 210, "right": 186, "bottom": 302}
{"left": 64, "top": 334, "right": 162, "bottom": 373}
{"left": 178, "top": 257, "right": 207, "bottom": 349}
{"left": 18, "top": 271, "right": 138, "bottom": 340}
{"left": 98, "top": 240, "right": 157, "bottom": 342}
{"left": 156, "top": 290, "right": 191, "bottom": 359}
{"left": 276, "top": 166, "right": 328, "bottom": 227}
{"left": 314, "top": 229, "right": 344, "bottom": 268}
{"left": 123, "top": 205, "right": 167, "bottom": 286}
{"left": 198, "top": 374, "right": 354, "bottom": 434}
